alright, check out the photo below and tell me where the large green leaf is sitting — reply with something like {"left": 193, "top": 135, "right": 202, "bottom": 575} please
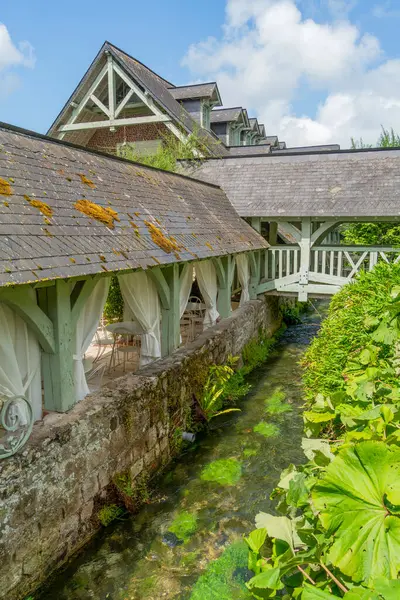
{"left": 312, "top": 442, "right": 400, "bottom": 584}
{"left": 301, "top": 584, "right": 339, "bottom": 599}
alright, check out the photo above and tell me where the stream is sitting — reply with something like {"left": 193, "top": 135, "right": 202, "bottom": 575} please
{"left": 37, "top": 307, "right": 323, "bottom": 600}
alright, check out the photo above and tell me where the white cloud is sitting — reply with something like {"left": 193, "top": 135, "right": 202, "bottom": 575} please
{"left": 0, "top": 23, "right": 35, "bottom": 99}
{"left": 372, "top": 2, "right": 400, "bottom": 18}
{"left": 182, "top": 0, "right": 400, "bottom": 148}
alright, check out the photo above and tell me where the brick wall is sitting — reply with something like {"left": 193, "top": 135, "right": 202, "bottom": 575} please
{"left": 86, "top": 123, "right": 170, "bottom": 154}
{"left": 0, "top": 297, "right": 281, "bottom": 600}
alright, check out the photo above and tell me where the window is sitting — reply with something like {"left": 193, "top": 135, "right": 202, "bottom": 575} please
{"left": 201, "top": 102, "right": 211, "bottom": 130}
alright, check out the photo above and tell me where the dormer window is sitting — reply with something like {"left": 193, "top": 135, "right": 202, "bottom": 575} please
{"left": 201, "top": 101, "right": 211, "bottom": 130}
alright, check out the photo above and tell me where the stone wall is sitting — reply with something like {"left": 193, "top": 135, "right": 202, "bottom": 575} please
{"left": 0, "top": 296, "right": 281, "bottom": 600}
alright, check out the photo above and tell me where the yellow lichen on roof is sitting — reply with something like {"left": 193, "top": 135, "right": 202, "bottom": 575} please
{"left": 0, "top": 178, "right": 12, "bottom": 196}
{"left": 79, "top": 174, "right": 96, "bottom": 189}
{"left": 74, "top": 199, "right": 120, "bottom": 229}
{"left": 144, "top": 220, "right": 182, "bottom": 254}
{"left": 24, "top": 195, "right": 53, "bottom": 217}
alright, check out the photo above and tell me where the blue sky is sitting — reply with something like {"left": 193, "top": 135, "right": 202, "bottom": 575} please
{"left": 1, "top": 0, "right": 400, "bottom": 147}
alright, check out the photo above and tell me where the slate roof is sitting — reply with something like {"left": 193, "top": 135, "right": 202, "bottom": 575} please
{"left": 0, "top": 123, "right": 267, "bottom": 288}
{"left": 48, "top": 42, "right": 229, "bottom": 158}
{"left": 271, "top": 144, "right": 340, "bottom": 154}
{"left": 249, "top": 118, "right": 259, "bottom": 131}
{"left": 169, "top": 83, "right": 221, "bottom": 103}
{"left": 228, "top": 145, "right": 271, "bottom": 156}
{"left": 185, "top": 150, "right": 400, "bottom": 219}
{"left": 210, "top": 108, "right": 243, "bottom": 124}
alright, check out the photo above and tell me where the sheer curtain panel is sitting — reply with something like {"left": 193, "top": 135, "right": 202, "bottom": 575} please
{"left": 118, "top": 271, "right": 161, "bottom": 366}
{"left": 195, "top": 260, "right": 220, "bottom": 329}
{"left": 236, "top": 254, "right": 250, "bottom": 306}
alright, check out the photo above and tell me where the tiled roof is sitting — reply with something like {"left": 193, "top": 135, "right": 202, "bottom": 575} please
{"left": 0, "top": 124, "right": 267, "bottom": 288}
{"left": 210, "top": 108, "right": 243, "bottom": 124}
{"left": 169, "top": 83, "right": 219, "bottom": 102}
{"left": 185, "top": 150, "right": 400, "bottom": 219}
{"left": 48, "top": 42, "right": 229, "bottom": 158}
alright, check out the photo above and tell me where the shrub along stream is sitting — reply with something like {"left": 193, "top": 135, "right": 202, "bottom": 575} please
{"left": 244, "top": 264, "right": 400, "bottom": 599}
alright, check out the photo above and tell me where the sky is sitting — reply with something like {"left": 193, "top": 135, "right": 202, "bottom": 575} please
{"left": 1, "top": 0, "right": 400, "bottom": 148}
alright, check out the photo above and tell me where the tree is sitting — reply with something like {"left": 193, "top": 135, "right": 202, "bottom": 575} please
{"left": 344, "top": 127, "right": 400, "bottom": 246}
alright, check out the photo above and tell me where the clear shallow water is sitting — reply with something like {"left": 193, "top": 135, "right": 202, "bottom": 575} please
{"left": 37, "top": 310, "right": 322, "bottom": 600}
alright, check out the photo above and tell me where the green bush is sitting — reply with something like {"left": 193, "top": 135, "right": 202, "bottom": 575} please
{"left": 103, "top": 275, "right": 124, "bottom": 322}
{"left": 302, "top": 263, "right": 400, "bottom": 401}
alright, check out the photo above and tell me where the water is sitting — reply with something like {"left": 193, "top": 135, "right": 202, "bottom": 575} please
{"left": 37, "top": 310, "right": 322, "bottom": 600}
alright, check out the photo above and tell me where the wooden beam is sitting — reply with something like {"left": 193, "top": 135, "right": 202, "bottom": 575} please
{"left": 59, "top": 114, "right": 171, "bottom": 132}
{"left": 107, "top": 53, "right": 116, "bottom": 120}
{"left": 0, "top": 288, "right": 55, "bottom": 354}
{"left": 277, "top": 222, "right": 302, "bottom": 244}
{"left": 298, "top": 218, "right": 312, "bottom": 301}
{"left": 311, "top": 221, "right": 342, "bottom": 246}
{"left": 250, "top": 217, "right": 261, "bottom": 233}
{"left": 249, "top": 250, "right": 261, "bottom": 300}
{"left": 268, "top": 222, "right": 278, "bottom": 245}
{"left": 90, "top": 94, "right": 110, "bottom": 118}
{"left": 115, "top": 88, "right": 135, "bottom": 118}
{"left": 148, "top": 267, "right": 171, "bottom": 310}
{"left": 160, "top": 264, "right": 180, "bottom": 357}
{"left": 37, "top": 280, "right": 75, "bottom": 412}
{"left": 65, "top": 63, "right": 108, "bottom": 130}
{"left": 70, "top": 277, "right": 101, "bottom": 329}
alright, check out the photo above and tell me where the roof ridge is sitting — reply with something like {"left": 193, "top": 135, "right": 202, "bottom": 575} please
{"left": 104, "top": 40, "right": 175, "bottom": 88}
{"left": 170, "top": 81, "right": 218, "bottom": 89}
{"left": 0, "top": 121, "right": 223, "bottom": 189}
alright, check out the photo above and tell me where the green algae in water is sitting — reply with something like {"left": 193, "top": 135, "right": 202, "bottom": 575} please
{"left": 243, "top": 448, "right": 258, "bottom": 458}
{"left": 189, "top": 541, "right": 252, "bottom": 600}
{"left": 253, "top": 421, "right": 280, "bottom": 438}
{"left": 264, "top": 387, "right": 292, "bottom": 415}
{"left": 200, "top": 458, "right": 242, "bottom": 486}
{"left": 168, "top": 511, "right": 198, "bottom": 541}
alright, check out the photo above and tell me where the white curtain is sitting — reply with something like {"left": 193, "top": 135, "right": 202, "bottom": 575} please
{"left": 195, "top": 260, "right": 220, "bottom": 329}
{"left": 74, "top": 278, "right": 110, "bottom": 401}
{"left": 0, "top": 295, "right": 42, "bottom": 425}
{"left": 180, "top": 264, "right": 194, "bottom": 318}
{"left": 118, "top": 271, "right": 161, "bottom": 366}
{"left": 179, "top": 264, "right": 194, "bottom": 344}
{"left": 236, "top": 254, "right": 250, "bottom": 306}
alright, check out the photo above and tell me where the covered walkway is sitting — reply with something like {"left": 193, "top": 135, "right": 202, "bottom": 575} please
{"left": 0, "top": 123, "right": 267, "bottom": 457}
{"left": 188, "top": 148, "right": 400, "bottom": 299}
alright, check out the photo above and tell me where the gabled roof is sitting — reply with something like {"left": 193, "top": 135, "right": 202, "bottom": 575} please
{"left": 259, "top": 124, "right": 266, "bottom": 137}
{"left": 48, "top": 42, "right": 229, "bottom": 157}
{"left": 210, "top": 107, "right": 243, "bottom": 124}
{"left": 249, "top": 118, "right": 259, "bottom": 132}
{"left": 169, "top": 82, "right": 222, "bottom": 105}
{"left": 185, "top": 150, "right": 400, "bottom": 219}
{"left": 0, "top": 123, "right": 267, "bottom": 288}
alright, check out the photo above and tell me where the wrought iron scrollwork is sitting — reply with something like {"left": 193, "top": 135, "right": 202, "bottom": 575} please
{"left": 0, "top": 395, "right": 34, "bottom": 459}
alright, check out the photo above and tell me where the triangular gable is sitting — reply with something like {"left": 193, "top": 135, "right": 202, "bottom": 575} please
{"left": 48, "top": 42, "right": 228, "bottom": 157}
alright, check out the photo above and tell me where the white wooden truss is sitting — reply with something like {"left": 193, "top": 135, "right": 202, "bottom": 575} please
{"left": 257, "top": 218, "right": 400, "bottom": 300}
{"left": 57, "top": 52, "right": 187, "bottom": 143}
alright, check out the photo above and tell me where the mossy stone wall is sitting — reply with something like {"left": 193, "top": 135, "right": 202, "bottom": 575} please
{"left": 0, "top": 296, "right": 280, "bottom": 600}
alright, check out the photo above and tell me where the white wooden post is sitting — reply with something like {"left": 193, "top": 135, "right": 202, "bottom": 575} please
{"left": 299, "top": 218, "right": 312, "bottom": 301}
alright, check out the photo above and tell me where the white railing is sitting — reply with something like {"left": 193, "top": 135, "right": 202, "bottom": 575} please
{"left": 310, "top": 246, "right": 400, "bottom": 280}
{"left": 262, "top": 245, "right": 400, "bottom": 297}
{"left": 264, "top": 246, "right": 300, "bottom": 280}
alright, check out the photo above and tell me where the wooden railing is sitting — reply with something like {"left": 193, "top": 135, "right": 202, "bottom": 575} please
{"left": 261, "top": 245, "right": 400, "bottom": 297}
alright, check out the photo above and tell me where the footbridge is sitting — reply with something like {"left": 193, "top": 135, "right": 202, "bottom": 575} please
{"left": 186, "top": 148, "right": 400, "bottom": 300}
